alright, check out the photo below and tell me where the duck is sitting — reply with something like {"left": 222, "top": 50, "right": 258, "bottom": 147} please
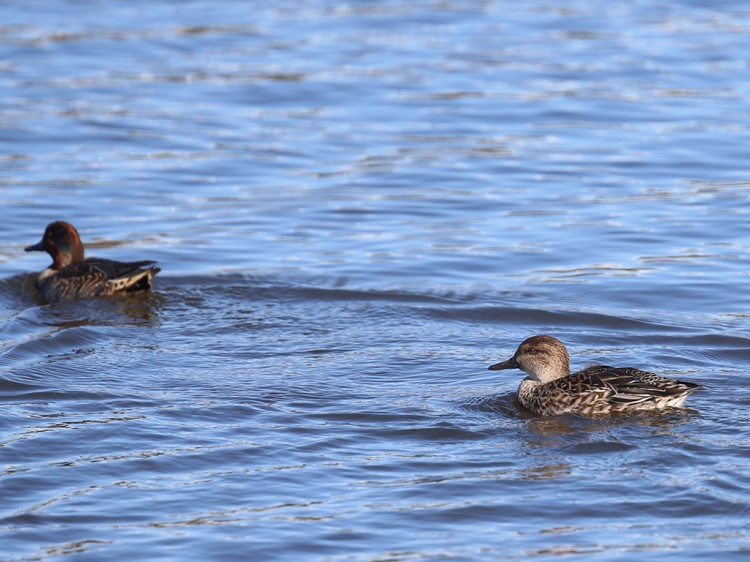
{"left": 25, "top": 221, "right": 160, "bottom": 304}
{"left": 488, "top": 335, "right": 701, "bottom": 416}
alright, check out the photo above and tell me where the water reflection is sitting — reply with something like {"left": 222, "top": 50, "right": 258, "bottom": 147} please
{"left": 33, "top": 294, "right": 162, "bottom": 328}
{"left": 40, "top": 540, "right": 113, "bottom": 559}
{"left": 519, "top": 461, "right": 571, "bottom": 481}
{"left": 520, "top": 408, "right": 701, "bottom": 463}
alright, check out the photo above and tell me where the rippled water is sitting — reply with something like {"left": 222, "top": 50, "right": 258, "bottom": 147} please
{"left": 2, "top": 1, "right": 750, "bottom": 560}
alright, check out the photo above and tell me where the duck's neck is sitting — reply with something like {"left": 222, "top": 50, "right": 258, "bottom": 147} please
{"left": 52, "top": 246, "right": 83, "bottom": 270}
{"left": 39, "top": 267, "right": 57, "bottom": 281}
{"left": 525, "top": 367, "right": 570, "bottom": 385}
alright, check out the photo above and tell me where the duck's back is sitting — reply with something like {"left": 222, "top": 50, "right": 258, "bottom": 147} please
{"left": 84, "top": 258, "right": 158, "bottom": 280}
{"left": 519, "top": 365, "right": 701, "bottom": 416}
{"left": 38, "top": 258, "right": 160, "bottom": 303}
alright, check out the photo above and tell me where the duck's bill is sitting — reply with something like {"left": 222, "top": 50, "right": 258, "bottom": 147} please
{"left": 24, "top": 240, "right": 44, "bottom": 252}
{"left": 488, "top": 357, "right": 519, "bottom": 371}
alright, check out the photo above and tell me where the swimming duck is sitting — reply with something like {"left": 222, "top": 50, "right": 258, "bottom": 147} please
{"left": 25, "top": 221, "right": 160, "bottom": 303}
{"left": 489, "top": 335, "right": 700, "bottom": 416}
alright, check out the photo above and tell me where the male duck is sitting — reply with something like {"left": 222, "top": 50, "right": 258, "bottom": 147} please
{"left": 25, "top": 221, "right": 160, "bottom": 303}
{"left": 489, "top": 335, "right": 701, "bottom": 416}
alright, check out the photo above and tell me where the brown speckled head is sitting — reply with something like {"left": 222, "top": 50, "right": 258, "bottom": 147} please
{"left": 25, "top": 221, "right": 85, "bottom": 270}
{"left": 489, "top": 335, "right": 571, "bottom": 383}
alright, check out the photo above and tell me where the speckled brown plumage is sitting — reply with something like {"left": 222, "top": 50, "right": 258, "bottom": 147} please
{"left": 489, "top": 335, "right": 701, "bottom": 416}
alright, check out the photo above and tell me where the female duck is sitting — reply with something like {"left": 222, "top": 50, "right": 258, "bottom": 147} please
{"left": 489, "top": 335, "right": 700, "bottom": 416}
{"left": 25, "top": 221, "right": 160, "bottom": 304}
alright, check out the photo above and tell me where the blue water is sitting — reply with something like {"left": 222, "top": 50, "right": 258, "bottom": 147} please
{"left": 2, "top": 1, "right": 750, "bottom": 560}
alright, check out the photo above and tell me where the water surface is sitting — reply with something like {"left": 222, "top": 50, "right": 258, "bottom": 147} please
{"left": 2, "top": 1, "right": 750, "bottom": 560}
